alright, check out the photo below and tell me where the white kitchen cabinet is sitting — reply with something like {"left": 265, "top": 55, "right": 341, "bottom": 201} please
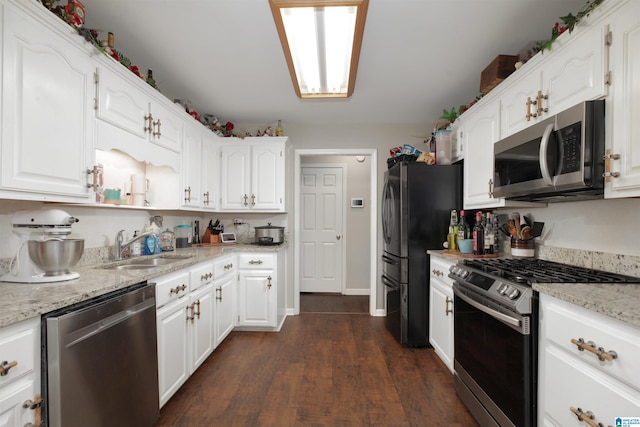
{"left": 155, "top": 271, "right": 190, "bottom": 408}
{"left": 219, "top": 138, "right": 287, "bottom": 212}
{"left": 189, "top": 283, "right": 214, "bottom": 372}
{"left": 458, "top": 99, "right": 504, "bottom": 209}
{"left": 501, "top": 17, "right": 609, "bottom": 138}
{"left": 538, "top": 293, "right": 640, "bottom": 426}
{"left": 0, "top": 0, "right": 95, "bottom": 203}
{"left": 605, "top": 0, "right": 640, "bottom": 198}
{"left": 0, "top": 318, "right": 41, "bottom": 427}
{"left": 428, "top": 256, "right": 455, "bottom": 373}
{"left": 236, "top": 252, "right": 286, "bottom": 330}
{"left": 95, "top": 63, "right": 183, "bottom": 172}
{"left": 213, "top": 255, "right": 236, "bottom": 348}
{"left": 181, "top": 122, "right": 220, "bottom": 210}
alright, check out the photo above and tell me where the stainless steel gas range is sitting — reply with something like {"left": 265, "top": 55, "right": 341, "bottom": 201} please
{"left": 449, "top": 258, "right": 640, "bottom": 427}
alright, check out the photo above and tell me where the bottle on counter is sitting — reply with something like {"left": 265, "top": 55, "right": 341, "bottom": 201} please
{"left": 276, "top": 120, "right": 284, "bottom": 137}
{"left": 131, "top": 230, "right": 143, "bottom": 257}
{"left": 447, "top": 209, "right": 458, "bottom": 251}
{"left": 457, "top": 210, "right": 470, "bottom": 240}
{"left": 484, "top": 212, "right": 495, "bottom": 254}
{"left": 473, "top": 211, "right": 485, "bottom": 255}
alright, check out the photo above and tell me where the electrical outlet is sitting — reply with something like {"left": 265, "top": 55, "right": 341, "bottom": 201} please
{"left": 233, "top": 218, "right": 244, "bottom": 225}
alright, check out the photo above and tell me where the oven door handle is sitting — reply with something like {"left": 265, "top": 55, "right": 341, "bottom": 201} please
{"left": 455, "top": 287, "right": 522, "bottom": 328}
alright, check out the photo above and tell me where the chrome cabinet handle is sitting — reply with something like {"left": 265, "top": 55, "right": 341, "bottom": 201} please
{"left": 267, "top": 276, "right": 272, "bottom": 289}
{"left": 243, "top": 194, "right": 248, "bottom": 206}
{"left": 432, "top": 269, "right": 443, "bottom": 277}
{"left": 571, "top": 338, "right": 618, "bottom": 362}
{"left": 445, "top": 296, "right": 453, "bottom": 316}
{"left": 216, "top": 286, "right": 222, "bottom": 301}
{"left": 184, "top": 186, "right": 191, "bottom": 203}
{"left": 249, "top": 260, "right": 263, "bottom": 265}
{"left": 251, "top": 194, "right": 255, "bottom": 207}
{"left": 536, "top": 90, "right": 548, "bottom": 116}
{"left": 153, "top": 118, "right": 161, "bottom": 138}
{"left": 203, "top": 191, "right": 210, "bottom": 205}
{"left": 144, "top": 114, "right": 153, "bottom": 134}
{"left": 488, "top": 179, "right": 494, "bottom": 197}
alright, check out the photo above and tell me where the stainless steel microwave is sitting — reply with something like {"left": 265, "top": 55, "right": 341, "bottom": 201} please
{"left": 493, "top": 100, "right": 605, "bottom": 202}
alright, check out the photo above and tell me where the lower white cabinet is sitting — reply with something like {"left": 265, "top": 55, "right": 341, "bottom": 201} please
{"left": 429, "top": 256, "right": 456, "bottom": 372}
{"left": 0, "top": 318, "right": 41, "bottom": 427}
{"left": 155, "top": 270, "right": 190, "bottom": 408}
{"left": 538, "top": 293, "right": 640, "bottom": 426}
{"left": 189, "top": 283, "right": 215, "bottom": 371}
{"left": 236, "top": 252, "right": 285, "bottom": 330}
{"left": 213, "top": 255, "right": 236, "bottom": 348}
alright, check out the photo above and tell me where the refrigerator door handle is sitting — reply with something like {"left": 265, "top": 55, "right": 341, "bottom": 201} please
{"left": 381, "top": 275, "right": 399, "bottom": 289}
{"left": 381, "top": 254, "right": 399, "bottom": 265}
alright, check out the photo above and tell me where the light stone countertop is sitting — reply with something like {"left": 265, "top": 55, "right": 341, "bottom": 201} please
{"left": 0, "top": 243, "right": 286, "bottom": 328}
{"left": 428, "top": 249, "right": 640, "bottom": 329}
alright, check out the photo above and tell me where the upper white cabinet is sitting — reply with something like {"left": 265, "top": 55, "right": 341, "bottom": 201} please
{"left": 219, "top": 138, "right": 287, "bottom": 212}
{"left": 458, "top": 98, "right": 503, "bottom": 209}
{"left": 95, "top": 63, "right": 183, "bottom": 172}
{"left": 181, "top": 122, "right": 219, "bottom": 210}
{"left": 0, "top": 0, "right": 95, "bottom": 202}
{"left": 501, "top": 19, "right": 609, "bottom": 138}
{"left": 605, "top": 0, "right": 640, "bottom": 198}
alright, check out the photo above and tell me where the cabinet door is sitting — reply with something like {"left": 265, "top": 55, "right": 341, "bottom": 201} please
{"left": 1, "top": 6, "right": 94, "bottom": 200}
{"left": 606, "top": 0, "right": 640, "bottom": 198}
{"left": 201, "top": 133, "right": 219, "bottom": 210}
{"left": 220, "top": 144, "right": 251, "bottom": 210}
{"left": 500, "top": 69, "right": 543, "bottom": 137}
{"left": 181, "top": 124, "right": 203, "bottom": 208}
{"left": 214, "top": 274, "right": 235, "bottom": 348}
{"left": 0, "top": 380, "right": 36, "bottom": 427}
{"left": 429, "top": 280, "right": 454, "bottom": 372}
{"left": 461, "top": 100, "right": 504, "bottom": 209}
{"left": 543, "top": 23, "right": 609, "bottom": 116}
{"left": 96, "top": 66, "right": 149, "bottom": 140}
{"left": 237, "top": 270, "right": 276, "bottom": 327}
{"left": 157, "top": 298, "right": 189, "bottom": 408}
{"left": 252, "top": 143, "right": 284, "bottom": 210}
{"left": 150, "top": 100, "right": 183, "bottom": 154}
{"left": 190, "top": 285, "right": 214, "bottom": 372}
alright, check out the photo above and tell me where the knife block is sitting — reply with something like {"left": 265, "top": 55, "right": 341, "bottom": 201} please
{"left": 202, "top": 229, "right": 220, "bottom": 244}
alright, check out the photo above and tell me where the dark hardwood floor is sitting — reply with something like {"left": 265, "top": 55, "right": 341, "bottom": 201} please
{"left": 155, "top": 311, "right": 478, "bottom": 427}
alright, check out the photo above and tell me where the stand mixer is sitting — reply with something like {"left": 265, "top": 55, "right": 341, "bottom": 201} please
{"left": 1, "top": 209, "right": 83, "bottom": 283}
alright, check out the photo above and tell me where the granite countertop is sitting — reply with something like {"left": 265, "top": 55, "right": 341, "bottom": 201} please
{"left": 0, "top": 243, "right": 286, "bottom": 328}
{"left": 428, "top": 250, "right": 640, "bottom": 329}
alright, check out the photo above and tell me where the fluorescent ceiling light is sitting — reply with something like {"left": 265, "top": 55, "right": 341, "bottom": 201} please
{"left": 269, "top": 0, "right": 369, "bottom": 99}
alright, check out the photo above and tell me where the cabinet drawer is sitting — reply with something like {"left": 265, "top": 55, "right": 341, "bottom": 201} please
{"left": 542, "top": 295, "right": 640, "bottom": 391}
{"left": 541, "top": 344, "right": 640, "bottom": 426}
{"left": 238, "top": 253, "right": 275, "bottom": 270}
{"left": 155, "top": 271, "right": 190, "bottom": 308}
{"left": 190, "top": 262, "right": 214, "bottom": 292}
{"left": 0, "top": 319, "right": 38, "bottom": 389}
{"left": 213, "top": 256, "right": 236, "bottom": 279}
{"left": 430, "top": 256, "right": 456, "bottom": 286}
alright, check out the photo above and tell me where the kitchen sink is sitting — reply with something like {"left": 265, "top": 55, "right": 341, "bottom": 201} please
{"left": 103, "top": 254, "right": 194, "bottom": 270}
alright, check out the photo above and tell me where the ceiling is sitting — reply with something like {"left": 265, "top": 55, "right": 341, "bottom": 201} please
{"left": 80, "top": 0, "right": 586, "bottom": 127}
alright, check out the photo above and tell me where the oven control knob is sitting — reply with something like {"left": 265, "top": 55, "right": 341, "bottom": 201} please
{"left": 459, "top": 269, "right": 469, "bottom": 278}
{"left": 507, "top": 288, "right": 520, "bottom": 299}
{"left": 497, "top": 283, "right": 508, "bottom": 294}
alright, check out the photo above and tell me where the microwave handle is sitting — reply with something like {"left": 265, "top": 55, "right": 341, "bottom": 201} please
{"left": 539, "top": 123, "right": 554, "bottom": 186}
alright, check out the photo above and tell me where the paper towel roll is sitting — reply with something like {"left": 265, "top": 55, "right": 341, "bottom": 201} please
{"left": 131, "top": 173, "right": 146, "bottom": 194}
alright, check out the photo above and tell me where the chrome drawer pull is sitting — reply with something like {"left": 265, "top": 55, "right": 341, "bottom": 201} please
{"left": 249, "top": 260, "right": 263, "bottom": 265}
{"left": 571, "top": 338, "right": 618, "bottom": 362}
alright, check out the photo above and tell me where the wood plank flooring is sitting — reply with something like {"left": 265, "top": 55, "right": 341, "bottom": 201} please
{"left": 154, "top": 312, "right": 478, "bottom": 427}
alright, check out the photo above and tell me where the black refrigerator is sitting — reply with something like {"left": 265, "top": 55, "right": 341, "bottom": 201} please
{"left": 381, "top": 161, "right": 462, "bottom": 346}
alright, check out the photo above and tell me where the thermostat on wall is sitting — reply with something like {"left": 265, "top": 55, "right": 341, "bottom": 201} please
{"left": 220, "top": 232, "right": 237, "bottom": 243}
{"left": 351, "top": 198, "right": 364, "bottom": 208}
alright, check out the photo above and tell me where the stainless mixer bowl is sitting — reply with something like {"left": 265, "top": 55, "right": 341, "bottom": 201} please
{"left": 28, "top": 239, "right": 84, "bottom": 276}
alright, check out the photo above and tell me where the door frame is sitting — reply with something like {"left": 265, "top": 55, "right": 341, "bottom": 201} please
{"left": 294, "top": 148, "right": 378, "bottom": 316}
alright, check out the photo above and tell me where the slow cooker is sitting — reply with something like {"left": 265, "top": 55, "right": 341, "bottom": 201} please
{"left": 254, "top": 223, "right": 284, "bottom": 245}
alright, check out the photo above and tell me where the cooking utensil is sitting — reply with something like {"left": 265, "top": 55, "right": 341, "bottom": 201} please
{"left": 254, "top": 223, "right": 285, "bottom": 245}
{"left": 520, "top": 226, "right": 532, "bottom": 240}
{"left": 510, "top": 212, "right": 522, "bottom": 239}
{"left": 532, "top": 221, "right": 545, "bottom": 238}
{"left": 505, "top": 220, "right": 519, "bottom": 239}
{"left": 28, "top": 239, "right": 84, "bottom": 276}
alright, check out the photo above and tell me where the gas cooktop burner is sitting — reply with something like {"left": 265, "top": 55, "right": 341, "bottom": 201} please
{"left": 461, "top": 258, "right": 640, "bottom": 284}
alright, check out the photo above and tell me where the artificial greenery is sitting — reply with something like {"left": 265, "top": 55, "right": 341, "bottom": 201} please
{"left": 538, "top": 0, "right": 605, "bottom": 52}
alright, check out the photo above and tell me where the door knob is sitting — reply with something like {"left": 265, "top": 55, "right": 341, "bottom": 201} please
{"left": 336, "top": 234, "right": 342, "bottom": 240}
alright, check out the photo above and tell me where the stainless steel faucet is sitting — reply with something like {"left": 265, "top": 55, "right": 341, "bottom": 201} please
{"left": 114, "top": 230, "right": 154, "bottom": 260}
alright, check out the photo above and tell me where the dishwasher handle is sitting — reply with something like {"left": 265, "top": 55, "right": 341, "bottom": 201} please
{"left": 63, "top": 297, "right": 155, "bottom": 348}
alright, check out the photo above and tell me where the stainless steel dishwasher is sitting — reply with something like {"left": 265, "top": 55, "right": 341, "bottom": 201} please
{"left": 42, "top": 282, "right": 159, "bottom": 427}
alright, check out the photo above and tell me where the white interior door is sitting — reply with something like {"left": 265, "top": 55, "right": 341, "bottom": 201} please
{"left": 300, "top": 167, "right": 344, "bottom": 293}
